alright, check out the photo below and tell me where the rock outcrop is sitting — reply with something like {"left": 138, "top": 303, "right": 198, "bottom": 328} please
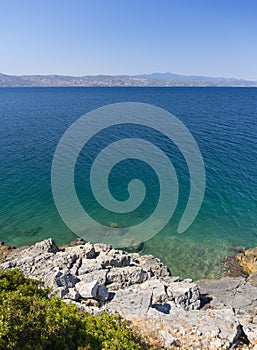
{"left": 237, "top": 247, "right": 257, "bottom": 275}
{"left": 1, "top": 238, "right": 257, "bottom": 349}
{"left": 198, "top": 277, "right": 257, "bottom": 348}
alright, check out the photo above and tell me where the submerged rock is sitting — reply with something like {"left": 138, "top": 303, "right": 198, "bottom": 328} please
{"left": 222, "top": 255, "right": 245, "bottom": 278}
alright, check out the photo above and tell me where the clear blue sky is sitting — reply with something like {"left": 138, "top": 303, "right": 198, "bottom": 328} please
{"left": 1, "top": 0, "right": 257, "bottom": 80}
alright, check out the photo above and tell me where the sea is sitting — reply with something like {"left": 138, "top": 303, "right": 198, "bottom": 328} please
{"left": 1, "top": 87, "right": 257, "bottom": 280}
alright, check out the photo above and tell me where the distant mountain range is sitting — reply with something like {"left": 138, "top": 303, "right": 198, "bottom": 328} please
{"left": 0, "top": 72, "right": 256, "bottom": 87}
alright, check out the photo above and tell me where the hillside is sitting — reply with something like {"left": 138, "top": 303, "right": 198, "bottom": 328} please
{"left": 0, "top": 72, "right": 256, "bottom": 87}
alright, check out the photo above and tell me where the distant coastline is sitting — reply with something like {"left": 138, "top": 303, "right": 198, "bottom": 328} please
{"left": 1, "top": 72, "right": 257, "bottom": 87}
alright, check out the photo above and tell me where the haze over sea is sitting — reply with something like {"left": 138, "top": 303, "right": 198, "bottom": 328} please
{"left": 1, "top": 87, "right": 257, "bottom": 280}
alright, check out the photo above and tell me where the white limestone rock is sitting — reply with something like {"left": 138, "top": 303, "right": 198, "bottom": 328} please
{"left": 106, "top": 266, "right": 148, "bottom": 290}
{"left": 77, "top": 280, "right": 99, "bottom": 299}
{"left": 105, "top": 285, "right": 152, "bottom": 320}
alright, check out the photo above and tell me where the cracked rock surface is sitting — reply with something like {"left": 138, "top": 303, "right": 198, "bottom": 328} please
{"left": 198, "top": 277, "right": 257, "bottom": 348}
{"left": 1, "top": 238, "right": 257, "bottom": 349}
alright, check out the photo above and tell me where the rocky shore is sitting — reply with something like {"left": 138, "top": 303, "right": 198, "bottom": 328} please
{"left": 0, "top": 238, "right": 257, "bottom": 349}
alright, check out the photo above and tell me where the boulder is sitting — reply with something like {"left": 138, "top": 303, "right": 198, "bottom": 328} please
{"left": 44, "top": 270, "right": 79, "bottom": 289}
{"left": 99, "top": 249, "right": 131, "bottom": 268}
{"left": 30, "top": 238, "right": 59, "bottom": 255}
{"left": 80, "top": 243, "right": 97, "bottom": 259}
{"left": 93, "top": 243, "right": 112, "bottom": 253}
{"left": 77, "top": 280, "right": 99, "bottom": 299}
{"left": 78, "top": 270, "right": 107, "bottom": 285}
{"left": 62, "top": 243, "right": 97, "bottom": 260}
{"left": 106, "top": 266, "right": 147, "bottom": 290}
{"left": 78, "top": 258, "right": 102, "bottom": 275}
{"left": 96, "top": 285, "right": 109, "bottom": 301}
{"left": 137, "top": 255, "right": 171, "bottom": 278}
{"left": 167, "top": 281, "right": 200, "bottom": 310}
{"left": 141, "top": 279, "right": 169, "bottom": 304}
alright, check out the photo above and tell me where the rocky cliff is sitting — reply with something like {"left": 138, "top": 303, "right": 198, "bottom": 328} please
{"left": 0, "top": 238, "right": 257, "bottom": 349}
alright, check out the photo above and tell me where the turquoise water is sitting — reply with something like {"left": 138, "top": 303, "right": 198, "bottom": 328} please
{"left": 1, "top": 87, "right": 257, "bottom": 279}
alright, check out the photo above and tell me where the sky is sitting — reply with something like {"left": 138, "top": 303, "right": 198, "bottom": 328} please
{"left": 1, "top": 0, "right": 257, "bottom": 80}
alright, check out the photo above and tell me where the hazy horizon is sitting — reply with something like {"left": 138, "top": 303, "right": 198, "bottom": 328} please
{"left": 0, "top": 71, "right": 256, "bottom": 82}
{"left": 1, "top": 0, "right": 257, "bottom": 80}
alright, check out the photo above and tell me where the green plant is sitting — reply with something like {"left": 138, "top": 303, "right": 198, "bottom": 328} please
{"left": 0, "top": 269, "right": 151, "bottom": 350}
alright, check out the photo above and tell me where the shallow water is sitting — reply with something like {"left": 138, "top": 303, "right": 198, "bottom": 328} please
{"left": 1, "top": 87, "right": 257, "bottom": 279}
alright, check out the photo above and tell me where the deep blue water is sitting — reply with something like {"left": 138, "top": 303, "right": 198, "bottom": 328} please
{"left": 1, "top": 87, "right": 257, "bottom": 279}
